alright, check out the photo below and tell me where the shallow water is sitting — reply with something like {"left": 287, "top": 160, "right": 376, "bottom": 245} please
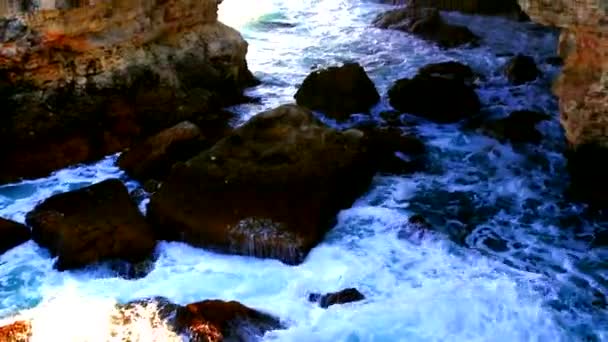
{"left": 1, "top": 0, "right": 607, "bottom": 341}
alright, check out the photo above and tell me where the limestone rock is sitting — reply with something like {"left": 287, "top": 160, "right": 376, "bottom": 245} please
{"left": 0, "top": 320, "right": 31, "bottom": 342}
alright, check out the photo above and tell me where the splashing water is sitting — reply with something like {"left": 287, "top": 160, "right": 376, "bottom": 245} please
{"left": 0, "top": 0, "right": 607, "bottom": 341}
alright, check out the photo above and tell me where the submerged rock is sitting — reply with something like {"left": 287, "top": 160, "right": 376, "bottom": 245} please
{"left": 388, "top": 64, "right": 480, "bottom": 122}
{"left": 26, "top": 179, "right": 157, "bottom": 273}
{"left": 504, "top": 55, "right": 540, "bottom": 84}
{"left": 0, "top": 0, "right": 256, "bottom": 185}
{"left": 294, "top": 63, "right": 380, "bottom": 120}
{"left": 117, "top": 121, "right": 206, "bottom": 182}
{"left": 147, "top": 104, "right": 376, "bottom": 265}
{"left": 308, "top": 288, "right": 366, "bottom": 308}
{"left": 0, "top": 217, "right": 30, "bottom": 255}
{"left": 479, "top": 110, "right": 550, "bottom": 144}
{"left": 0, "top": 320, "right": 31, "bottom": 342}
{"left": 373, "top": 6, "right": 478, "bottom": 48}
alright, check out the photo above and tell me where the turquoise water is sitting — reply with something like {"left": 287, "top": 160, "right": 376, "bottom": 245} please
{"left": 1, "top": 0, "right": 607, "bottom": 340}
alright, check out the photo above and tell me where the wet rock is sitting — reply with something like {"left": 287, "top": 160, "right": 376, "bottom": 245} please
{"left": 417, "top": 61, "right": 476, "bottom": 84}
{"left": 0, "top": 217, "right": 30, "bottom": 255}
{"left": 377, "top": 0, "right": 524, "bottom": 18}
{"left": 373, "top": 6, "right": 478, "bottom": 48}
{"left": 147, "top": 104, "right": 376, "bottom": 265}
{"left": 175, "top": 300, "right": 283, "bottom": 342}
{"left": 591, "top": 230, "right": 607, "bottom": 248}
{"left": 0, "top": 0, "right": 255, "bottom": 185}
{"left": 566, "top": 144, "right": 608, "bottom": 208}
{"left": 388, "top": 66, "right": 480, "bottom": 123}
{"left": 545, "top": 56, "right": 564, "bottom": 66}
{"left": 360, "top": 126, "right": 426, "bottom": 174}
{"left": 480, "top": 110, "right": 550, "bottom": 144}
{"left": 117, "top": 121, "right": 206, "bottom": 182}
{"left": 0, "top": 320, "right": 31, "bottom": 342}
{"left": 482, "top": 236, "right": 509, "bottom": 252}
{"left": 408, "top": 214, "right": 432, "bottom": 229}
{"left": 26, "top": 179, "right": 157, "bottom": 273}
{"left": 504, "top": 55, "right": 540, "bottom": 84}
{"left": 308, "top": 288, "right": 366, "bottom": 308}
{"left": 294, "top": 63, "right": 380, "bottom": 120}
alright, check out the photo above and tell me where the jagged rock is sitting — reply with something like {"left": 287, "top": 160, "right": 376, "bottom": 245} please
{"left": 25, "top": 179, "right": 157, "bottom": 273}
{"left": 308, "top": 288, "right": 366, "bottom": 308}
{"left": 373, "top": 6, "right": 478, "bottom": 48}
{"left": 0, "top": 0, "right": 255, "bottom": 185}
{"left": 0, "top": 320, "right": 31, "bottom": 342}
{"left": 518, "top": 0, "right": 608, "bottom": 206}
{"left": 480, "top": 110, "right": 550, "bottom": 144}
{"left": 388, "top": 64, "right": 480, "bottom": 122}
{"left": 117, "top": 121, "right": 207, "bottom": 182}
{"left": 294, "top": 63, "right": 380, "bottom": 120}
{"left": 0, "top": 217, "right": 30, "bottom": 255}
{"left": 147, "top": 104, "right": 377, "bottom": 265}
{"left": 504, "top": 55, "right": 540, "bottom": 84}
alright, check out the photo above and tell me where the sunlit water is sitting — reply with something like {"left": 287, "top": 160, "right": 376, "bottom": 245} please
{"left": 1, "top": 0, "right": 607, "bottom": 341}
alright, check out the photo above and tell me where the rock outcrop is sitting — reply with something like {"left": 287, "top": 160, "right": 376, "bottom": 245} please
{"left": 378, "top": 0, "right": 525, "bottom": 18}
{"left": 308, "top": 288, "right": 366, "bottom": 308}
{"left": 147, "top": 104, "right": 377, "bottom": 265}
{"left": 0, "top": 320, "right": 31, "bottom": 342}
{"left": 26, "top": 179, "right": 157, "bottom": 274}
{"left": 0, "top": 0, "right": 255, "bottom": 184}
{"left": 517, "top": 0, "right": 608, "bottom": 206}
{"left": 0, "top": 217, "right": 30, "bottom": 255}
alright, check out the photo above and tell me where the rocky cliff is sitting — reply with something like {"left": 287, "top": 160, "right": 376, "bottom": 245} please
{"left": 0, "top": 0, "right": 256, "bottom": 184}
{"left": 518, "top": 0, "right": 608, "bottom": 206}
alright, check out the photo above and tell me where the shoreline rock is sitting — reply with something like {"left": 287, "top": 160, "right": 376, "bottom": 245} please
{"left": 0, "top": 0, "right": 256, "bottom": 185}
{"left": 0, "top": 217, "right": 30, "bottom": 255}
{"left": 25, "top": 179, "right": 157, "bottom": 274}
{"left": 308, "top": 288, "right": 366, "bottom": 308}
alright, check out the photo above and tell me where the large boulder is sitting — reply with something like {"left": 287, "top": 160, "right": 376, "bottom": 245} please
{"left": 417, "top": 61, "right": 476, "bottom": 84}
{"left": 378, "top": 0, "right": 526, "bottom": 19}
{"left": 25, "top": 179, "right": 157, "bottom": 273}
{"left": 373, "top": 6, "right": 478, "bottom": 48}
{"left": 504, "top": 55, "right": 540, "bottom": 84}
{"left": 294, "top": 63, "right": 380, "bottom": 120}
{"left": 147, "top": 104, "right": 376, "bottom": 265}
{"left": 0, "top": 217, "right": 30, "bottom": 255}
{"left": 388, "top": 65, "right": 481, "bottom": 122}
{"left": 0, "top": 0, "right": 256, "bottom": 185}
{"left": 117, "top": 121, "right": 206, "bottom": 182}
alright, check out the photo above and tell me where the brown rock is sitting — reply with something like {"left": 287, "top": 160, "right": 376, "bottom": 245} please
{"left": 308, "top": 288, "right": 366, "bottom": 308}
{"left": 175, "top": 300, "right": 283, "bottom": 342}
{"left": 0, "top": 217, "right": 30, "bottom": 255}
{"left": 294, "top": 63, "right": 380, "bottom": 120}
{"left": 0, "top": 320, "right": 31, "bottom": 342}
{"left": 147, "top": 104, "right": 376, "bottom": 265}
{"left": 517, "top": 0, "right": 608, "bottom": 206}
{"left": 25, "top": 179, "right": 157, "bottom": 273}
{"left": 378, "top": 0, "right": 524, "bottom": 18}
{"left": 117, "top": 121, "right": 205, "bottom": 182}
{"left": 373, "top": 6, "right": 478, "bottom": 48}
{"left": 0, "top": 0, "right": 255, "bottom": 185}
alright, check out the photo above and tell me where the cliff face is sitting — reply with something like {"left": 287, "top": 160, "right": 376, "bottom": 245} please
{"left": 518, "top": 0, "right": 608, "bottom": 206}
{"left": 0, "top": 0, "right": 255, "bottom": 184}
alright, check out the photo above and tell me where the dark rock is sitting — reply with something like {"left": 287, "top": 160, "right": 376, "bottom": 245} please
{"left": 308, "top": 288, "right": 365, "bottom": 308}
{"left": 0, "top": 320, "right": 31, "bottom": 342}
{"left": 592, "top": 230, "right": 607, "bottom": 247}
{"left": 117, "top": 121, "right": 207, "bottom": 182}
{"left": 147, "top": 104, "right": 376, "bottom": 265}
{"left": 0, "top": 217, "right": 30, "bottom": 255}
{"left": 26, "top": 179, "right": 157, "bottom": 273}
{"left": 504, "top": 55, "right": 540, "bottom": 85}
{"left": 483, "top": 236, "right": 509, "bottom": 252}
{"left": 373, "top": 7, "right": 478, "bottom": 48}
{"left": 408, "top": 214, "right": 432, "bottom": 229}
{"left": 360, "top": 126, "right": 426, "bottom": 174}
{"left": 294, "top": 63, "right": 380, "bottom": 120}
{"left": 417, "top": 61, "right": 476, "bottom": 84}
{"left": 379, "top": 110, "right": 402, "bottom": 125}
{"left": 175, "top": 300, "right": 283, "bottom": 342}
{"left": 376, "top": 0, "right": 524, "bottom": 18}
{"left": 388, "top": 67, "right": 480, "bottom": 123}
{"left": 545, "top": 56, "right": 564, "bottom": 66}
{"left": 566, "top": 144, "right": 608, "bottom": 208}
{"left": 480, "top": 110, "right": 550, "bottom": 144}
